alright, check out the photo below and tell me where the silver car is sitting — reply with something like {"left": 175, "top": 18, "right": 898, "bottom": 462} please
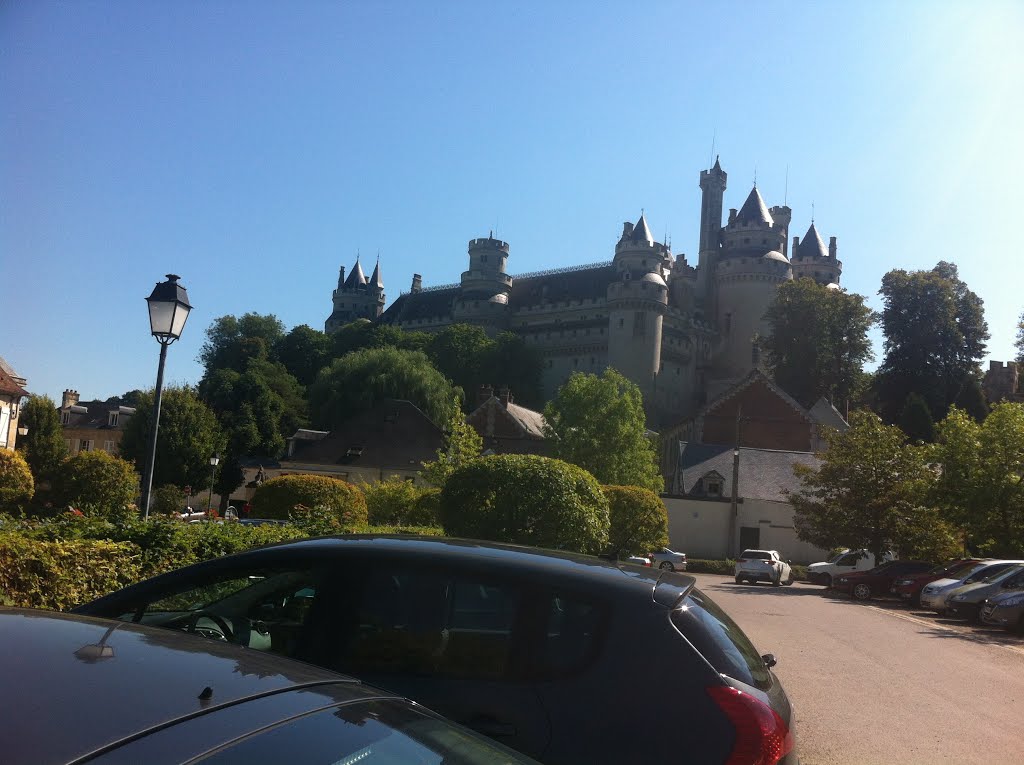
{"left": 980, "top": 588, "right": 1024, "bottom": 632}
{"left": 945, "top": 565, "right": 1024, "bottom": 621}
{"left": 650, "top": 546, "right": 687, "bottom": 571}
{"left": 919, "top": 560, "right": 1022, "bottom": 612}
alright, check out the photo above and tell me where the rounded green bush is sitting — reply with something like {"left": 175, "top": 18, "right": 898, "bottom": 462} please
{"left": 602, "top": 485, "right": 669, "bottom": 557}
{"left": 0, "top": 449, "right": 34, "bottom": 506}
{"left": 440, "top": 454, "right": 609, "bottom": 554}
{"left": 52, "top": 450, "right": 137, "bottom": 515}
{"left": 252, "top": 474, "right": 367, "bottom": 525}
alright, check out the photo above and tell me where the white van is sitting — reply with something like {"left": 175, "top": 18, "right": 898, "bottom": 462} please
{"left": 807, "top": 549, "right": 895, "bottom": 587}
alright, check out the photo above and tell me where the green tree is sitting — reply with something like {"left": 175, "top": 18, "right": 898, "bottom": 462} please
{"left": 933, "top": 404, "right": 1024, "bottom": 556}
{"left": 15, "top": 394, "right": 67, "bottom": 484}
{"left": 420, "top": 401, "right": 482, "bottom": 488}
{"left": 309, "top": 347, "right": 461, "bottom": 430}
{"left": 440, "top": 455, "right": 610, "bottom": 554}
{"left": 329, "top": 319, "right": 430, "bottom": 359}
{"left": 790, "top": 410, "right": 955, "bottom": 564}
{"left": 198, "top": 313, "right": 286, "bottom": 374}
{"left": 107, "top": 390, "right": 145, "bottom": 407}
{"left": 119, "top": 386, "right": 226, "bottom": 489}
{"left": 1015, "top": 310, "right": 1024, "bottom": 364}
{"left": 543, "top": 369, "right": 663, "bottom": 492}
{"left": 762, "top": 279, "right": 875, "bottom": 406}
{"left": 52, "top": 451, "right": 138, "bottom": 514}
{"left": 275, "top": 324, "right": 333, "bottom": 386}
{"left": 484, "top": 332, "right": 544, "bottom": 409}
{"left": 0, "top": 449, "right": 34, "bottom": 506}
{"left": 899, "top": 393, "right": 936, "bottom": 443}
{"left": 603, "top": 485, "right": 669, "bottom": 557}
{"left": 428, "top": 324, "right": 493, "bottom": 403}
{"left": 152, "top": 484, "right": 186, "bottom": 516}
{"left": 875, "top": 263, "right": 989, "bottom": 423}
{"left": 252, "top": 474, "right": 367, "bottom": 525}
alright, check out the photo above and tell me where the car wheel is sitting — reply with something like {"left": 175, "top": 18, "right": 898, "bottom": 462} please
{"left": 735, "top": 575, "right": 744, "bottom": 584}
{"left": 785, "top": 572, "right": 795, "bottom": 586}
{"left": 823, "top": 574, "right": 833, "bottom": 588}
{"left": 659, "top": 561, "right": 674, "bottom": 571}
{"left": 852, "top": 583, "right": 872, "bottom": 601}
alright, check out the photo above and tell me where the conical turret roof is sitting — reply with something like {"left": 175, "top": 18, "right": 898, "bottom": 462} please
{"left": 344, "top": 257, "right": 367, "bottom": 288}
{"left": 369, "top": 258, "right": 384, "bottom": 289}
{"left": 796, "top": 222, "right": 828, "bottom": 259}
{"left": 735, "top": 186, "right": 774, "bottom": 226}
{"left": 632, "top": 212, "right": 654, "bottom": 244}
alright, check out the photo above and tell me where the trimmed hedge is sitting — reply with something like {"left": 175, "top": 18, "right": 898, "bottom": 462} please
{"left": 440, "top": 455, "right": 609, "bottom": 554}
{"left": 0, "top": 532, "right": 141, "bottom": 610}
{"left": 364, "top": 480, "right": 441, "bottom": 527}
{"left": 252, "top": 474, "right": 367, "bottom": 525}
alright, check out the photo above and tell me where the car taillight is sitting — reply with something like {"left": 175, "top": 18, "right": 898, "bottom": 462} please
{"left": 707, "top": 686, "right": 794, "bottom": 765}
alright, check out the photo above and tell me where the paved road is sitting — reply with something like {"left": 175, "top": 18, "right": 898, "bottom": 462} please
{"left": 690, "top": 573, "right": 1024, "bottom": 765}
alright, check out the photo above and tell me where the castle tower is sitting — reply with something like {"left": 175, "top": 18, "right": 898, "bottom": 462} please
{"left": 325, "top": 255, "right": 384, "bottom": 333}
{"left": 712, "top": 186, "right": 793, "bottom": 378}
{"left": 791, "top": 222, "right": 842, "bottom": 287}
{"left": 607, "top": 213, "right": 670, "bottom": 405}
{"left": 452, "top": 234, "right": 513, "bottom": 329}
{"left": 697, "top": 157, "right": 728, "bottom": 309}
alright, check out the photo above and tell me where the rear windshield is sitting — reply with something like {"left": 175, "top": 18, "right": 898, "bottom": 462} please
{"left": 740, "top": 551, "right": 772, "bottom": 560}
{"left": 671, "top": 588, "right": 772, "bottom": 691}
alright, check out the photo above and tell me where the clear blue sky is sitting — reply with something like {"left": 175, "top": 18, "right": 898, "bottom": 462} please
{"left": 3, "top": 0, "right": 1022, "bottom": 403}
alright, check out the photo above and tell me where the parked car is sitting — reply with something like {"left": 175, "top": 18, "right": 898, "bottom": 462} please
{"left": 919, "top": 560, "right": 1023, "bottom": 612}
{"left": 649, "top": 546, "right": 687, "bottom": 571}
{"left": 980, "top": 588, "right": 1024, "bottom": 633}
{"left": 806, "top": 549, "right": 895, "bottom": 587}
{"left": 74, "top": 535, "right": 798, "bottom": 765}
{"left": 734, "top": 549, "right": 794, "bottom": 586}
{"left": 891, "top": 559, "right": 986, "bottom": 606}
{"left": 624, "top": 555, "right": 652, "bottom": 567}
{"left": 0, "top": 607, "right": 540, "bottom": 765}
{"left": 832, "top": 561, "right": 934, "bottom": 601}
{"left": 945, "top": 564, "right": 1024, "bottom": 621}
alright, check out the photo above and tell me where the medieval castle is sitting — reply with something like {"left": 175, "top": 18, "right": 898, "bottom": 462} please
{"left": 325, "top": 158, "right": 843, "bottom": 427}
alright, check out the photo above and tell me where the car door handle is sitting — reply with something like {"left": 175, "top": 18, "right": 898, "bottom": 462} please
{"left": 469, "top": 717, "right": 517, "bottom": 738}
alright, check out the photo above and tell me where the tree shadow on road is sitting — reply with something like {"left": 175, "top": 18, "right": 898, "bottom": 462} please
{"left": 697, "top": 579, "right": 831, "bottom": 597}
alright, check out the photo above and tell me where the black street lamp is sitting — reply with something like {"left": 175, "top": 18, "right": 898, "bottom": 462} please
{"left": 207, "top": 453, "right": 220, "bottom": 515}
{"left": 140, "top": 274, "right": 192, "bottom": 520}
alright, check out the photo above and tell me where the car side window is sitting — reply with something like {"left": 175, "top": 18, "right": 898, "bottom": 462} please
{"left": 836, "top": 554, "right": 859, "bottom": 566}
{"left": 341, "top": 568, "right": 522, "bottom": 681}
{"left": 128, "top": 567, "right": 322, "bottom": 660}
{"left": 540, "top": 593, "right": 605, "bottom": 678}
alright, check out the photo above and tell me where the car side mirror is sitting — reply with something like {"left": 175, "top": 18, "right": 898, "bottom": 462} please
{"left": 761, "top": 653, "right": 777, "bottom": 668}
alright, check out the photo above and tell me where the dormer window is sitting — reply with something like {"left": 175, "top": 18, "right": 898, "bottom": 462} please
{"left": 701, "top": 470, "right": 725, "bottom": 497}
{"left": 62, "top": 411, "right": 70, "bottom": 425}
{"left": 108, "top": 411, "right": 119, "bottom": 427}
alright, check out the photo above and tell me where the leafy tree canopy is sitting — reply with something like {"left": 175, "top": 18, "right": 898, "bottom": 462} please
{"left": 309, "top": 346, "right": 461, "bottom": 430}
{"left": 0, "top": 449, "right": 34, "bottom": 506}
{"left": 603, "top": 485, "right": 669, "bottom": 557}
{"left": 790, "top": 410, "right": 958, "bottom": 564}
{"left": 932, "top": 403, "right": 1024, "bottom": 557}
{"left": 421, "top": 399, "right": 483, "bottom": 488}
{"left": 543, "top": 369, "right": 663, "bottom": 492}
{"left": 875, "top": 263, "right": 989, "bottom": 423}
{"left": 329, "top": 319, "right": 431, "bottom": 359}
{"left": 198, "top": 313, "right": 286, "bottom": 374}
{"left": 16, "top": 394, "right": 67, "bottom": 484}
{"left": 119, "top": 386, "right": 226, "bottom": 489}
{"left": 899, "top": 392, "right": 936, "bottom": 444}
{"left": 763, "top": 279, "right": 875, "bottom": 407}
{"left": 275, "top": 324, "right": 333, "bottom": 387}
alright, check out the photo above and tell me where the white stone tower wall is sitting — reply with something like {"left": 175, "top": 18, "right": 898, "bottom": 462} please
{"left": 714, "top": 258, "right": 790, "bottom": 378}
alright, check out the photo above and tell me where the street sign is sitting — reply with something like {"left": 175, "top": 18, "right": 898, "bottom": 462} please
{"left": 183, "top": 485, "right": 192, "bottom": 496}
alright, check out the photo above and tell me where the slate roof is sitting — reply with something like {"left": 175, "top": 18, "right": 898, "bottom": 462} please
{"left": 284, "top": 399, "right": 443, "bottom": 469}
{"left": 796, "top": 222, "right": 829, "bottom": 259}
{"left": 369, "top": 259, "right": 384, "bottom": 289}
{"left": 676, "top": 442, "right": 820, "bottom": 502}
{"left": 380, "top": 287, "right": 459, "bottom": 323}
{"left": 344, "top": 258, "right": 367, "bottom": 288}
{"left": 735, "top": 186, "right": 774, "bottom": 226}
{"left": 0, "top": 367, "right": 28, "bottom": 398}
{"left": 631, "top": 213, "right": 654, "bottom": 244}
{"left": 61, "top": 400, "right": 135, "bottom": 430}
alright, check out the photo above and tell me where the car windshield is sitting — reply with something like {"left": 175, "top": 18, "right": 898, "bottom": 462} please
{"left": 981, "top": 565, "right": 1024, "bottom": 584}
{"left": 671, "top": 589, "right": 772, "bottom": 692}
{"left": 965, "top": 563, "right": 1014, "bottom": 584}
{"left": 741, "top": 551, "right": 772, "bottom": 560}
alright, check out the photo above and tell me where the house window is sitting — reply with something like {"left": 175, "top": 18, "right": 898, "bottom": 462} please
{"left": 706, "top": 480, "right": 722, "bottom": 497}
{"left": 79, "top": 439, "right": 92, "bottom": 453}
{"left": 104, "top": 440, "right": 116, "bottom": 453}
{"left": 108, "top": 411, "right": 119, "bottom": 427}
{"left": 65, "top": 439, "right": 72, "bottom": 451}
{"left": 62, "top": 411, "right": 70, "bottom": 425}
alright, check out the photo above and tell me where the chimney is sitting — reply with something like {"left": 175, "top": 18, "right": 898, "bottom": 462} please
{"left": 792, "top": 236, "right": 800, "bottom": 257}
{"left": 499, "top": 387, "right": 513, "bottom": 407}
{"left": 411, "top": 273, "right": 422, "bottom": 293}
{"left": 728, "top": 208, "right": 738, "bottom": 225}
{"left": 477, "top": 384, "right": 494, "bottom": 407}
{"left": 62, "top": 389, "right": 79, "bottom": 408}
{"left": 828, "top": 236, "right": 838, "bottom": 259}
{"left": 622, "top": 222, "right": 634, "bottom": 239}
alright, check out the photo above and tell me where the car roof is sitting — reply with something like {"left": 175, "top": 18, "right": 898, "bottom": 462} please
{"left": 0, "top": 608, "right": 382, "bottom": 765}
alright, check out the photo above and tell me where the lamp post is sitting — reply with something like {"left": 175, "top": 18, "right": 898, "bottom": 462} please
{"left": 207, "top": 454, "right": 220, "bottom": 515}
{"left": 727, "top": 405, "right": 743, "bottom": 559}
{"left": 140, "top": 274, "right": 192, "bottom": 520}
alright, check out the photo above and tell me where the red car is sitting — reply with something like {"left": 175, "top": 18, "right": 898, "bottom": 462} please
{"left": 832, "top": 561, "right": 934, "bottom": 600}
{"left": 890, "top": 559, "right": 986, "bottom": 606}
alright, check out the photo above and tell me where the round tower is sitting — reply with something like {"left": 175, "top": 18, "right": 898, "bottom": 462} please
{"left": 452, "top": 234, "right": 512, "bottom": 329}
{"left": 791, "top": 222, "right": 842, "bottom": 287}
{"left": 606, "top": 214, "right": 669, "bottom": 401}
{"left": 713, "top": 186, "right": 793, "bottom": 378}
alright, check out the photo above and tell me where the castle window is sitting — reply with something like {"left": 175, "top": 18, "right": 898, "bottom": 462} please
{"left": 724, "top": 313, "right": 732, "bottom": 333}
{"left": 633, "top": 312, "right": 646, "bottom": 337}
{"left": 481, "top": 255, "right": 488, "bottom": 263}
{"left": 642, "top": 260, "right": 647, "bottom": 267}
{"left": 618, "top": 318, "right": 624, "bottom": 329}
{"left": 744, "top": 238, "right": 750, "bottom": 245}
{"left": 573, "top": 358, "right": 578, "bottom": 367}
{"left": 762, "top": 239, "right": 767, "bottom": 245}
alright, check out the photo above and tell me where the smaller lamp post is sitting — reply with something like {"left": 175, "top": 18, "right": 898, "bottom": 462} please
{"left": 207, "top": 453, "right": 220, "bottom": 515}
{"left": 140, "top": 274, "right": 192, "bottom": 520}
{"left": 17, "top": 426, "right": 28, "bottom": 436}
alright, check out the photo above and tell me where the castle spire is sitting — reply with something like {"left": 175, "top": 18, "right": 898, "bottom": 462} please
{"left": 796, "top": 222, "right": 828, "bottom": 259}
{"left": 632, "top": 211, "right": 654, "bottom": 243}
{"left": 369, "top": 255, "right": 384, "bottom": 290}
{"left": 344, "top": 255, "right": 366, "bottom": 288}
{"left": 734, "top": 186, "right": 774, "bottom": 226}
